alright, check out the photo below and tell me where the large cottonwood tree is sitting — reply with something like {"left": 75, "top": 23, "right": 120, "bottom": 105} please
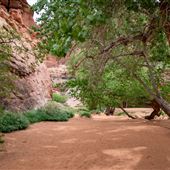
{"left": 33, "top": 0, "right": 170, "bottom": 117}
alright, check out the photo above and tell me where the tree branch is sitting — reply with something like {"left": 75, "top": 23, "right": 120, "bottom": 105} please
{"left": 119, "top": 106, "right": 136, "bottom": 119}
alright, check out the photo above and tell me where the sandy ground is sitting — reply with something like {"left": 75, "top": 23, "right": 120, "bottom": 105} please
{"left": 1, "top": 112, "right": 170, "bottom": 170}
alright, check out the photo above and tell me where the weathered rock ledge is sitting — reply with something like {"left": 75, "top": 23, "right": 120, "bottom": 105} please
{"left": 0, "top": 0, "right": 52, "bottom": 111}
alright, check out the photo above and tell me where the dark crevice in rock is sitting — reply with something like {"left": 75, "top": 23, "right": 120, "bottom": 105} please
{"left": 7, "top": 0, "right": 10, "bottom": 12}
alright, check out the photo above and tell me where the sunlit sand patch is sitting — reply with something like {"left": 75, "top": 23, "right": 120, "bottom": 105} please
{"left": 101, "top": 147, "right": 147, "bottom": 170}
{"left": 51, "top": 126, "right": 78, "bottom": 131}
{"left": 106, "top": 125, "right": 149, "bottom": 133}
{"left": 43, "top": 145, "right": 58, "bottom": 149}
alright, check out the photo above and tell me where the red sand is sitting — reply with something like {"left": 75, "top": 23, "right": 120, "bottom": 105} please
{"left": 1, "top": 115, "right": 170, "bottom": 170}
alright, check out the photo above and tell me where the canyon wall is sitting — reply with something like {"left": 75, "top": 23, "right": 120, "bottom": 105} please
{"left": 0, "top": 0, "right": 52, "bottom": 111}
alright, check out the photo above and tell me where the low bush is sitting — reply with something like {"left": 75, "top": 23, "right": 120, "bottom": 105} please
{"left": 90, "top": 109, "right": 102, "bottom": 115}
{"left": 79, "top": 111, "right": 91, "bottom": 118}
{"left": 0, "top": 103, "right": 75, "bottom": 133}
{"left": 0, "top": 112, "right": 30, "bottom": 133}
{"left": 42, "top": 107, "right": 69, "bottom": 121}
{"left": 52, "top": 93, "right": 67, "bottom": 103}
{"left": 45, "top": 102, "right": 75, "bottom": 119}
{"left": 77, "top": 107, "right": 89, "bottom": 112}
{"left": 24, "top": 109, "right": 47, "bottom": 123}
{"left": 65, "top": 110, "right": 74, "bottom": 119}
{"left": 24, "top": 104, "right": 74, "bottom": 123}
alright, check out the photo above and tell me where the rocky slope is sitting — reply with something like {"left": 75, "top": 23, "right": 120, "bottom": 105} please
{"left": 0, "top": 0, "right": 52, "bottom": 111}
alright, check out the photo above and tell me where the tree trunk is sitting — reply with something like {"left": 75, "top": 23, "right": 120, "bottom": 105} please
{"left": 145, "top": 98, "right": 170, "bottom": 120}
{"left": 145, "top": 99, "right": 161, "bottom": 120}
{"left": 158, "top": 1, "right": 170, "bottom": 116}
{"left": 154, "top": 97, "right": 170, "bottom": 116}
{"left": 105, "top": 107, "right": 115, "bottom": 116}
{"left": 122, "top": 101, "right": 128, "bottom": 108}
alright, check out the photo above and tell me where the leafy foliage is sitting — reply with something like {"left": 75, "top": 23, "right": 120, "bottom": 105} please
{"left": 79, "top": 111, "right": 91, "bottom": 118}
{"left": 68, "top": 58, "right": 149, "bottom": 110}
{"left": 0, "top": 112, "right": 30, "bottom": 133}
{"left": 33, "top": 0, "right": 168, "bottom": 55}
{"left": 33, "top": 0, "right": 170, "bottom": 114}
{"left": 24, "top": 102, "right": 74, "bottom": 123}
{"left": 52, "top": 93, "right": 67, "bottom": 103}
{"left": 0, "top": 30, "right": 15, "bottom": 100}
{"left": 0, "top": 102, "right": 75, "bottom": 133}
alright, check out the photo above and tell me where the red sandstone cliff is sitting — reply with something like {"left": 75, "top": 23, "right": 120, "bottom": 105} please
{"left": 0, "top": 0, "right": 52, "bottom": 111}
{"left": 0, "top": 0, "right": 36, "bottom": 28}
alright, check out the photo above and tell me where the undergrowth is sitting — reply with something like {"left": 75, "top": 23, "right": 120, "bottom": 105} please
{"left": 79, "top": 111, "right": 91, "bottom": 118}
{"left": 0, "top": 112, "right": 29, "bottom": 133}
{"left": 0, "top": 102, "right": 74, "bottom": 133}
{"left": 52, "top": 93, "right": 67, "bottom": 103}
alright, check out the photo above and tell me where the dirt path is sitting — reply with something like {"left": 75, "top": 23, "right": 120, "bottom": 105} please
{"left": 1, "top": 116, "right": 170, "bottom": 170}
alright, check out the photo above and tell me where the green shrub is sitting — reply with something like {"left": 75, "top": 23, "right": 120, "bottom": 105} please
{"left": 52, "top": 93, "right": 67, "bottom": 103}
{"left": 45, "top": 102, "right": 75, "bottom": 119}
{"left": 24, "top": 104, "right": 74, "bottom": 123}
{"left": 24, "top": 110, "right": 47, "bottom": 123}
{"left": 79, "top": 111, "right": 91, "bottom": 118}
{"left": 42, "top": 107, "right": 69, "bottom": 121}
{"left": 65, "top": 110, "right": 74, "bottom": 118}
{"left": 0, "top": 102, "right": 75, "bottom": 133}
{"left": 0, "top": 112, "right": 30, "bottom": 133}
{"left": 90, "top": 109, "right": 102, "bottom": 115}
{"left": 77, "top": 107, "right": 89, "bottom": 112}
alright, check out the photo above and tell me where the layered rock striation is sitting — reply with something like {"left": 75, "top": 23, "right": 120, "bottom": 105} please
{"left": 0, "top": 0, "right": 52, "bottom": 111}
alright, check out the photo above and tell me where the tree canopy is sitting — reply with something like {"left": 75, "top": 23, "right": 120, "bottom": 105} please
{"left": 33, "top": 0, "right": 170, "bottom": 116}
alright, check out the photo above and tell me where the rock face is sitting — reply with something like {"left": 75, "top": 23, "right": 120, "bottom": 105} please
{"left": 0, "top": 0, "right": 35, "bottom": 27}
{"left": 0, "top": 1, "right": 52, "bottom": 111}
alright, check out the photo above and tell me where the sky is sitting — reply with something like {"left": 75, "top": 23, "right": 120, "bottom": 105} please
{"left": 27, "top": 0, "right": 39, "bottom": 20}
{"left": 27, "top": 0, "right": 37, "bottom": 6}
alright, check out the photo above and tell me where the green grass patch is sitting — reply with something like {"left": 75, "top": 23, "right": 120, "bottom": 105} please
{"left": 52, "top": 93, "right": 67, "bottom": 103}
